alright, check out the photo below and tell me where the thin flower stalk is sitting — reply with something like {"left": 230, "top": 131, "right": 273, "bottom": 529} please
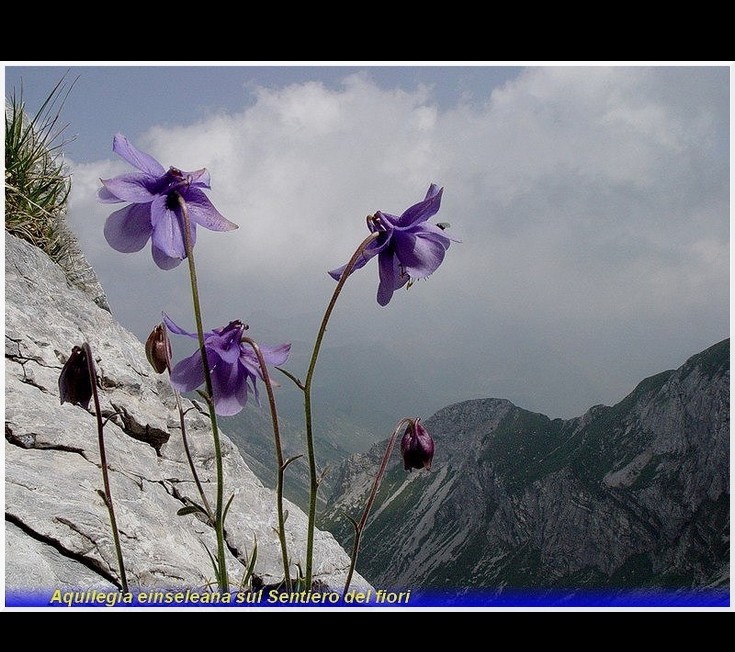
{"left": 176, "top": 192, "right": 228, "bottom": 592}
{"left": 241, "top": 337, "right": 291, "bottom": 592}
{"left": 302, "top": 231, "right": 381, "bottom": 588}
{"left": 342, "top": 418, "right": 412, "bottom": 594}
{"left": 83, "top": 342, "right": 129, "bottom": 593}
{"left": 175, "top": 388, "right": 214, "bottom": 522}
{"left": 159, "top": 328, "right": 214, "bottom": 522}
{"left": 146, "top": 323, "right": 213, "bottom": 521}
{"left": 343, "top": 417, "right": 435, "bottom": 593}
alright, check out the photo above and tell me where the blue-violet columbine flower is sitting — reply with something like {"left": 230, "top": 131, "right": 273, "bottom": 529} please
{"left": 329, "top": 184, "right": 452, "bottom": 306}
{"left": 99, "top": 134, "right": 238, "bottom": 270}
{"left": 162, "top": 314, "right": 290, "bottom": 417}
{"left": 400, "top": 418, "right": 434, "bottom": 471}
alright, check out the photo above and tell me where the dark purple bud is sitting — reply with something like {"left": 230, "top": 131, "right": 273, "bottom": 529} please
{"left": 58, "top": 346, "right": 93, "bottom": 409}
{"left": 400, "top": 418, "right": 434, "bottom": 471}
{"left": 145, "top": 323, "right": 171, "bottom": 374}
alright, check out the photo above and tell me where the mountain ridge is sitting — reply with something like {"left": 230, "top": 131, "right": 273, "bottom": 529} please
{"left": 323, "top": 339, "right": 729, "bottom": 599}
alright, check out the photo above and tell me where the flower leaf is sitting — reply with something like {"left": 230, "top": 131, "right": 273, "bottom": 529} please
{"left": 223, "top": 492, "right": 236, "bottom": 526}
{"left": 239, "top": 536, "right": 258, "bottom": 591}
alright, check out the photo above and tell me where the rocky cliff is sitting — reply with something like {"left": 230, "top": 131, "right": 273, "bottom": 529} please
{"left": 324, "top": 339, "right": 729, "bottom": 601}
{"left": 4, "top": 233, "right": 369, "bottom": 599}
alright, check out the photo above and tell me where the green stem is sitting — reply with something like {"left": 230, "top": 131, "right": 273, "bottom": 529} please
{"left": 83, "top": 342, "right": 129, "bottom": 593}
{"left": 275, "top": 366, "right": 304, "bottom": 391}
{"left": 242, "top": 337, "right": 291, "bottom": 592}
{"left": 176, "top": 192, "right": 228, "bottom": 592}
{"left": 161, "top": 329, "right": 213, "bottom": 522}
{"left": 303, "top": 231, "right": 380, "bottom": 588}
{"left": 343, "top": 417, "right": 411, "bottom": 594}
{"left": 175, "top": 382, "right": 214, "bottom": 523}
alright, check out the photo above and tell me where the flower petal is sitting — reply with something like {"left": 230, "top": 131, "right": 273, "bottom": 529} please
{"left": 328, "top": 237, "right": 389, "bottom": 281}
{"left": 393, "top": 228, "right": 450, "bottom": 279}
{"left": 395, "top": 184, "right": 443, "bottom": 227}
{"left": 211, "top": 356, "right": 248, "bottom": 416}
{"left": 373, "top": 212, "right": 398, "bottom": 229}
{"left": 100, "top": 173, "right": 157, "bottom": 203}
{"left": 377, "top": 249, "right": 408, "bottom": 306}
{"left": 98, "top": 184, "right": 124, "bottom": 203}
{"left": 258, "top": 342, "right": 291, "bottom": 368}
{"left": 207, "top": 322, "right": 245, "bottom": 364}
{"left": 113, "top": 133, "right": 165, "bottom": 176}
{"left": 182, "top": 187, "right": 238, "bottom": 232}
{"left": 151, "top": 245, "right": 185, "bottom": 270}
{"left": 250, "top": 374, "right": 262, "bottom": 407}
{"left": 103, "top": 203, "right": 152, "bottom": 253}
{"left": 162, "top": 313, "right": 198, "bottom": 339}
{"left": 240, "top": 343, "right": 291, "bottom": 382}
{"left": 188, "top": 168, "right": 211, "bottom": 189}
{"left": 170, "top": 350, "right": 205, "bottom": 393}
{"left": 150, "top": 195, "right": 192, "bottom": 259}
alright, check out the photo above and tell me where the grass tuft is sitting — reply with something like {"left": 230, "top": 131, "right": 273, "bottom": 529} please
{"left": 6, "top": 74, "right": 109, "bottom": 309}
{"left": 5, "top": 75, "right": 75, "bottom": 255}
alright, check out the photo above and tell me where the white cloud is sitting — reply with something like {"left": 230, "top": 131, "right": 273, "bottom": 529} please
{"left": 67, "top": 67, "right": 729, "bottom": 420}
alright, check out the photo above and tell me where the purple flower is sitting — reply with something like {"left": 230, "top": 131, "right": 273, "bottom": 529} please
{"left": 329, "top": 184, "right": 452, "bottom": 306}
{"left": 99, "top": 134, "right": 238, "bottom": 270}
{"left": 162, "top": 314, "right": 290, "bottom": 417}
{"left": 400, "top": 418, "right": 434, "bottom": 471}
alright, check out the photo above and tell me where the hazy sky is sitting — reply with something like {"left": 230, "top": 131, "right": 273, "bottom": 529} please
{"left": 3, "top": 63, "right": 730, "bottom": 423}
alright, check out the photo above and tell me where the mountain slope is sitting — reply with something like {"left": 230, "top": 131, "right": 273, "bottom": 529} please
{"left": 323, "top": 340, "right": 729, "bottom": 597}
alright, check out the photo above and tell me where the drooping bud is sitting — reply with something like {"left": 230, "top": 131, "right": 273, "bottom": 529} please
{"left": 145, "top": 323, "right": 171, "bottom": 374}
{"left": 400, "top": 418, "right": 434, "bottom": 471}
{"left": 58, "top": 346, "right": 93, "bottom": 409}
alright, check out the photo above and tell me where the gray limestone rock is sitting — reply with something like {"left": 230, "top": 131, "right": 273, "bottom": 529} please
{"left": 5, "top": 233, "right": 369, "bottom": 599}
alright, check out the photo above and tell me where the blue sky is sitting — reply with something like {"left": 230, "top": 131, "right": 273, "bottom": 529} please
{"left": 4, "top": 66, "right": 523, "bottom": 161}
{"left": 3, "top": 63, "right": 730, "bottom": 428}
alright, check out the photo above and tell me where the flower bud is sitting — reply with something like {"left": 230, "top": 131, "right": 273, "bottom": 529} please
{"left": 400, "top": 418, "right": 434, "bottom": 471}
{"left": 145, "top": 323, "right": 171, "bottom": 374}
{"left": 58, "top": 346, "right": 93, "bottom": 409}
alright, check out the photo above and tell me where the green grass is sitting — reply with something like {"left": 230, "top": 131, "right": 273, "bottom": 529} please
{"left": 5, "top": 75, "right": 75, "bottom": 255}
{"left": 6, "top": 75, "right": 107, "bottom": 304}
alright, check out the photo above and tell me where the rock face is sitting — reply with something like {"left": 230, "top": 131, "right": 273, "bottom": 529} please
{"left": 4, "top": 233, "right": 369, "bottom": 597}
{"left": 324, "top": 340, "right": 729, "bottom": 599}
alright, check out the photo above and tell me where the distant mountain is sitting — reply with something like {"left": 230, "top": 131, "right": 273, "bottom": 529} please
{"left": 323, "top": 340, "right": 729, "bottom": 603}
